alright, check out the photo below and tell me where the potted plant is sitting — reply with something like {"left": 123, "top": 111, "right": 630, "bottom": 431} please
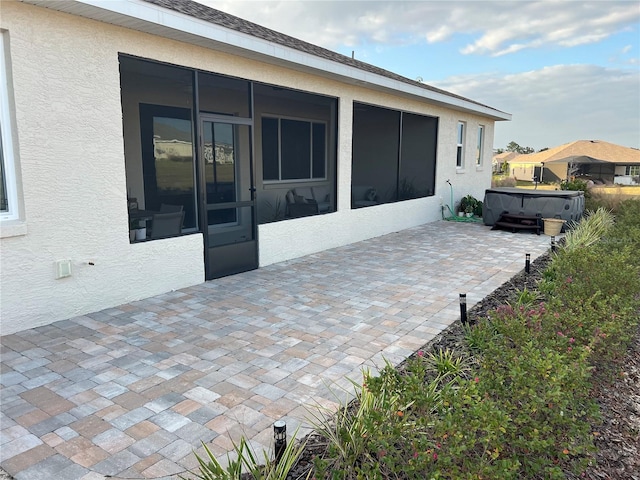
{"left": 459, "top": 195, "right": 478, "bottom": 217}
{"left": 129, "top": 218, "right": 146, "bottom": 242}
{"left": 473, "top": 200, "right": 483, "bottom": 217}
{"left": 465, "top": 204, "right": 474, "bottom": 217}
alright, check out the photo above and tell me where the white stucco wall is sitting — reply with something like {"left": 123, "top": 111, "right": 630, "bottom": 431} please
{"left": 0, "top": 3, "right": 204, "bottom": 335}
{"left": 258, "top": 94, "right": 495, "bottom": 266}
{"left": 0, "top": 2, "right": 497, "bottom": 334}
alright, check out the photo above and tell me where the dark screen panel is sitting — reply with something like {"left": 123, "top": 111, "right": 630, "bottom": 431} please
{"left": 281, "top": 119, "right": 310, "bottom": 180}
{"left": 261, "top": 117, "right": 279, "bottom": 181}
{"left": 312, "top": 123, "right": 326, "bottom": 179}
{"left": 399, "top": 112, "right": 437, "bottom": 199}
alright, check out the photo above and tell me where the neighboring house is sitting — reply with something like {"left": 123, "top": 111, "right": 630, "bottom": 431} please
{"left": 492, "top": 151, "right": 520, "bottom": 174}
{"left": 508, "top": 140, "right": 640, "bottom": 184}
{"left": 0, "top": 0, "right": 510, "bottom": 334}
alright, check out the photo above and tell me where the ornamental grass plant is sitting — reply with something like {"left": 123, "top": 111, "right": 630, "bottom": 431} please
{"left": 181, "top": 428, "right": 308, "bottom": 480}
{"left": 563, "top": 207, "right": 614, "bottom": 252}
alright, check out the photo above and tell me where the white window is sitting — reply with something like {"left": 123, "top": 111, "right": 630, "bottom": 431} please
{"left": 476, "top": 125, "right": 484, "bottom": 166}
{"left": 456, "top": 121, "right": 465, "bottom": 168}
{"left": 262, "top": 116, "right": 327, "bottom": 182}
{"left": 626, "top": 165, "right": 640, "bottom": 176}
{"left": 0, "top": 31, "right": 19, "bottom": 222}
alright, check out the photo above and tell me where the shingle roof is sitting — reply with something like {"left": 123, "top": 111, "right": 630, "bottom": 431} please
{"left": 492, "top": 151, "right": 520, "bottom": 163}
{"left": 509, "top": 140, "right": 640, "bottom": 165}
{"left": 141, "top": 0, "right": 500, "bottom": 112}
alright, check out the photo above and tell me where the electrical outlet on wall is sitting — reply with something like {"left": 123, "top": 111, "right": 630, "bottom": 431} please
{"left": 55, "top": 260, "right": 72, "bottom": 279}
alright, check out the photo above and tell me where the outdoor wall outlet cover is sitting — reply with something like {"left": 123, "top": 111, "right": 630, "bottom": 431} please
{"left": 55, "top": 260, "right": 72, "bottom": 279}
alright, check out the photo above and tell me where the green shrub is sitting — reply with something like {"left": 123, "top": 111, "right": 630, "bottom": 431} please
{"left": 458, "top": 195, "right": 481, "bottom": 215}
{"left": 311, "top": 355, "right": 469, "bottom": 479}
{"left": 584, "top": 186, "right": 633, "bottom": 213}
{"left": 606, "top": 199, "right": 640, "bottom": 263}
{"left": 307, "top": 203, "right": 640, "bottom": 480}
{"left": 459, "top": 305, "right": 598, "bottom": 478}
{"left": 492, "top": 176, "right": 517, "bottom": 188}
{"left": 546, "top": 244, "right": 639, "bottom": 306}
{"left": 560, "top": 179, "right": 588, "bottom": 193}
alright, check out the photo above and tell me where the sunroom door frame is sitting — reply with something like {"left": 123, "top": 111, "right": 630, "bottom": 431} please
{"left": 197, "top": 113, "right": 258, "bottom": 280}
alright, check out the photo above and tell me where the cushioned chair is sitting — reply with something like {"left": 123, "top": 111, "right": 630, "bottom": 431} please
{"left": 352, "top": 185, "right": 379, "bottom": 208}
{"left": 286, "top": 189, "right": 318, "bottom": 218}
{"left": 150, "top": 211, "right": 184, "bottom": 239}
{"left": 310, "top": 186, "right": 330, "bottom": 213}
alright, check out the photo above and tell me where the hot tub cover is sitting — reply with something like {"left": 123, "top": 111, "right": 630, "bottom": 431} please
{"left": 483, "top": 187, "right": 584, "bottom": 227}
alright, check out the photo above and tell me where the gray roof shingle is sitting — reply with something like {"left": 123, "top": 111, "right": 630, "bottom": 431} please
{"left": 142, "top": 0, "right": 501, "bottom": 112}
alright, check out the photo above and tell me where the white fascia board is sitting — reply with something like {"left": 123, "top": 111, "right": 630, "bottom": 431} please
{"left": 22, "top": 0, "right": 511, "bottom": 121}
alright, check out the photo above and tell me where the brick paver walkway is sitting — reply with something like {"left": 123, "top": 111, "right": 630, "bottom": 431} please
{"left": 0, "top": 221, "right": 551, "bottom": 479}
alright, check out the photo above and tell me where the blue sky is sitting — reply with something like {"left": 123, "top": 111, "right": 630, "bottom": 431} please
{"left": 201, "top": 0, "right": 640, "bottom": 151}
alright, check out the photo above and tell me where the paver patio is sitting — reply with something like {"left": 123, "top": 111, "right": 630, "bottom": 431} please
{"left": 0, "top": 221, "right": 551, "bottom": 479}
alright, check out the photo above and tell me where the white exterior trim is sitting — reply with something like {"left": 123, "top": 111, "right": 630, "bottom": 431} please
{"left": 0, "top": 32, "right": 20, "bottom": 223}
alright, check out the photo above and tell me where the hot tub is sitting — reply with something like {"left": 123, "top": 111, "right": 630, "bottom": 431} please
{"left": 483, "top": 187, "right": 584, "bottom": 227}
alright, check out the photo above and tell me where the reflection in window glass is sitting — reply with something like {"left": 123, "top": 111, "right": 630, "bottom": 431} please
{"left": 476, "top": 125, "right": 484, "bottom": 166}
{"left": 120, "top": 55, "right": 198, "bottom": 232}
{"left": 139, "top": 104, "right": 196, "bottom": 229}
{"left": 204, "top": 121, "right": 237, "bottom": 225}
{"left": 457, "top": 121, "right": 465, "bottom": 168}
{"left": 1, "top": 31, "right": 18, "bottom": 220}
{"left": 153, "top": 117, "right": 194, "bottom": 190}
{"left": 0, "top": 134, "right": 7, "bottom": 212}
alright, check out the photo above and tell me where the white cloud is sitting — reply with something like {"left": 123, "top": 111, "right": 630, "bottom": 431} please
{"left": 199, "top": 1, "right": 639, "bottom": 56}
{"left": 456, "top": 2, "right": 638, "bottom": 56}
{"left": 425, "top": 25, "right": 452, "bottom": 44}
{"left": 432, "top": 65, "right": 640, "bottom": 150}
{"left": 196, "top": 1, "right": 640, "bottom": 150}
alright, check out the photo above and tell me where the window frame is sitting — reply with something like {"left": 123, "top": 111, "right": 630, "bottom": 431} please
{"left": 626, "top": 165, "right": 640, "bottom": 176}
{"left": 476, "top": 125, "right": 484, "bottom": 167}
{"left": 261, "top": 114, "right": 327, "bottom": 183}
{"left": 456, "top": 121, "right": 466, "bottom": 169}
{"left": 0, "top": 31, "right": 19, "bottom": 222}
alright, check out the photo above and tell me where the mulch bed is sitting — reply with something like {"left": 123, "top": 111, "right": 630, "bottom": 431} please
{"left": 288, "top": 253, "right": 640, "bottom": 479}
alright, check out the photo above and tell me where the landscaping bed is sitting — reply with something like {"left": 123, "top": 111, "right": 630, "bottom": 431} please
{"left": 287, "top": 254, "right": 554, "bottom": 479}
{"left": 184, "top": 203, "right": 640, "bottom": 480}
{"left": 286, "top": 224, "right": 640, "bottom": 479}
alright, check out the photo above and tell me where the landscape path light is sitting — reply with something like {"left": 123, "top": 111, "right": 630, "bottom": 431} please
{"left": 459, "top": 293, "right": 467, "bottom": 325}
{"left": 274, "top": 420, "right": 286, "bottom": 465}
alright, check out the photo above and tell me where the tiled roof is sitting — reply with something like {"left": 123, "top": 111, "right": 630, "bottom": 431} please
{"left": 141, "top": 0, "right": 498, "bottom": 111}
{"left": 509, "top": 140, "right": 640, "bottom": 164}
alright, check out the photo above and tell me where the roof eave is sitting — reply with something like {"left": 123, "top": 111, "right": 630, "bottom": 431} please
{"left": 20, "top": 0, "right": 510, "bottom": 121}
